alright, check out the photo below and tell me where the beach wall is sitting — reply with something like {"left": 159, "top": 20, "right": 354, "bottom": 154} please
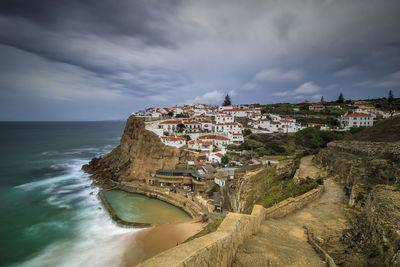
{"left": 119, "top": 182, "right": 205, "bottom": 219}
{"left": 137, "top": 185, "right": 324, "bottom": 267}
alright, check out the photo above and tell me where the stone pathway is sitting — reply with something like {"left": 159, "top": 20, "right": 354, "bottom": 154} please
{"left": 232, "top": 178, "right": 347, "bottom": 267}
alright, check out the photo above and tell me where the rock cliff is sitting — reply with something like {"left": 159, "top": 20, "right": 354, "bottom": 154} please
{"left": 314, "top": 140, "right": 400, "bottom": 208}
{"left": 314, "top": 140, "right": 400, "bottom": 266}
{"left": 83, "top": 115, "right": 181, "bottom": 184}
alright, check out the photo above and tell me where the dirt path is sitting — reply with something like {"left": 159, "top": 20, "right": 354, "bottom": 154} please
{"left": 233, "top": 178, "right": 347, "bottom": 267}
{"left": 295, "top": 155, "right": 327, "bottom": 180}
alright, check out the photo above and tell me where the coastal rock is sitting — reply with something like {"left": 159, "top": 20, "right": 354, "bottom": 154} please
{"left": 83, "top": 115, "right": 180, "bottom": 183}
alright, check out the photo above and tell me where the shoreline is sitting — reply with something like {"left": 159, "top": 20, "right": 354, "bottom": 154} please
{"left": 98, "top": 186, "right": 205, "bottom": 266}
{"left": 119, "top": 220, "right": 205, "bottom": 266}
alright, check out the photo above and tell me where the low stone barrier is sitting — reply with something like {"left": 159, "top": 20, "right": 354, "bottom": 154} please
{"left": 265, "top": 185, "right": 324, "bottom": 219}
{"left": 119, "top": 182, "right": 205, "bottom": 220}
{"left": 137, "top": 185, "right": 324, "bottom": 267}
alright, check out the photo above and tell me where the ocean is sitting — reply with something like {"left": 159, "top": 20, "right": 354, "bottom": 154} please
{"left": 0, "top": 121, "right": 140, "bottom": 267}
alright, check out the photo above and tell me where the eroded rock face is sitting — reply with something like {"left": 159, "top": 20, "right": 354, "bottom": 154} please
{"left": 83, "top": 115, "right": 180, "bottom": 184}
{"left": 314, "top": 140, "right": 400, "bottom": 208}
{"left": 314, "top": 140, "right": 400, "bottom": 266}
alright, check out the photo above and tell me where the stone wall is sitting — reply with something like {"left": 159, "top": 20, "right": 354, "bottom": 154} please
{"left": 119, "top": 182, "right": 206, "bottom": 219}
{"left": 137, "top": 185, "right": 324, "bottom": 267}
{"left": 265, "top": 185, "right": 324, "bottom": 219}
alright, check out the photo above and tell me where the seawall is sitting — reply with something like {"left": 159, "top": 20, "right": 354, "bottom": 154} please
{"left": 137, "top": 185, "right": 324, "bottom": 267}
{"left": 119, "top": 182, "right": 205, "bottom": 220}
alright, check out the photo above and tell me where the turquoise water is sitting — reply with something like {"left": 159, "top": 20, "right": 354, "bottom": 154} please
{"left": 0, "top": 121, "right": 140, "bottom": 267}
{"left": 104, "top": 190, "right": 191, "bottom": 224}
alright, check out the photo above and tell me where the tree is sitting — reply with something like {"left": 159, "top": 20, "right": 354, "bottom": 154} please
{"left": 242, "top": 128, "right": 252, "bottom": 136}
{"left": 320, "top": 96, "right": 324, "bottom": 103}
{"left": 388, "top": 90, "right": 394, "bottom": 102}
{"left": 337, "top": 93, "right": 344, "bottom": 103}
{"left": 177, "top": 123, "right": 185, "bottom": 133}
{"left": 221, "top": 154, "right": 229, "bottom": 165}
{"left": 222, "top": 94, "right": 232, "bottom": 106}
{"left": 167, "top": 111, "right": 174, "bottom": 117}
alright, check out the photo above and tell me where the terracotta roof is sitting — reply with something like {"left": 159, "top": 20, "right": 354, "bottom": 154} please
{"left": 215, "top": 153, "right": 223, "bottom": 158}
{"left": 159, "top": 120, "right": 182, "bottom": 124}
{"left": 344, "top": 113, "right": 372, "bottom": 117}
{"left": 200, "top": 141, "right": 213, "bottom": 145}
{"left": 189, "top": 153, "right": 206, "bottom": 157}
{"left": 161, "top": 136, "right": 185, "bottom": 141}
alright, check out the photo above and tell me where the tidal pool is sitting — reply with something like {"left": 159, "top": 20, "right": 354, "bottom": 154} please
{"left": 103, "top": 190, "right": 191, "bottom": 224}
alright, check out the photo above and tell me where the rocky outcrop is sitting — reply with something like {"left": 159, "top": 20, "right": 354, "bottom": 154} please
{"left": 365, "top": 185, "right": 400, "bottom": 266}
{"left": 314, "top": 140, "right": 400, "bottom": 266}
{"left": 83, "top": 115, "right": 181, "bottom": 183}
{"left": 314, "top": 140, "right": 400, "bottom": 208}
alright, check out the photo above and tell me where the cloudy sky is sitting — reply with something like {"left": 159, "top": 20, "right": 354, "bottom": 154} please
{"left": 0, "top": 0, "right": 399, "bottom": 120}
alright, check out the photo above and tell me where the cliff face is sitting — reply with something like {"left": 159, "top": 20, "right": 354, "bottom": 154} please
{"left": 314, "top": 140, "right": 400, "bottom": 266}
{"left": 83, "top": 115, "right": 180, "bottom": 183}
{"left": 314, "top": 140, "right": 400, "bottom": 208}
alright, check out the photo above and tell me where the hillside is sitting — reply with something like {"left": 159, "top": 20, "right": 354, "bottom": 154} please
{"left": 348, "top": 116, "right": 400, "bottom": 142}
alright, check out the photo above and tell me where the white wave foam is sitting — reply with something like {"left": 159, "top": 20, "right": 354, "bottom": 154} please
{"left": 15, "top": 155, "right": 142, "bottom": 267}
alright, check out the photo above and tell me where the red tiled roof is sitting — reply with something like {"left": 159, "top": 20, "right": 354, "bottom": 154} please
{"left": 161, "top": 136, "right": 185, "bottom": 141}
{"left": 215, "top": 153, "right": 223, "bottom": 158}
{"left": 159, "top": 120, "right": 182, "bottom": 124}
{"left": 200, "top": 141, "right": 213, "bottom": 145}
{"left": 344, "top": 113, "right": 372, "bottom": 117}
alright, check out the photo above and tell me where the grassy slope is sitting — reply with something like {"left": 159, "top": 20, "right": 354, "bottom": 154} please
{"left": 348, "top": 116, "right": 400, "bottom": 142}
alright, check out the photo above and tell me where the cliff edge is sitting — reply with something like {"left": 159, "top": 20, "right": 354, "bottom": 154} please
{"left": 83, "top": 115, "right": 180, "bottom": 184}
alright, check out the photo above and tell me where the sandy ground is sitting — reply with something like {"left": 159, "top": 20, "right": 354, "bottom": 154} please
{"left": 119, "top": 220, "right": 204, "bottom": 266}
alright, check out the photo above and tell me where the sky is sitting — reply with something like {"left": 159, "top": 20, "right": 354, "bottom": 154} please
{"left": 0, "top": 0, "right": 399, "bottom": 121}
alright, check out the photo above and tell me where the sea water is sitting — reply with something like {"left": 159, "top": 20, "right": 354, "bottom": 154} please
{"left": 0, "top": 121, "right": 141, "bottom": 267}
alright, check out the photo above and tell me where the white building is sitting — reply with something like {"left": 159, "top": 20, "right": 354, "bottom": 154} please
{"left": 228, "top": 131, "right": 244, "bottom": 144}
{"left": 339, "top": 113, "right": 374, "bottom": 129}
{"left": 201, "top": 121, "right": 213, "bottom": 133}
{"left": 222, "top": 109, "right": 247, "bottom": 117}
{"left": 215, "top": 122, "right": 240, "bottom": 133}
{"left": 198, "top": 134, "right": 231, "bottom": 149}
{"left": 215, "top": 114, "right": 234, "bottom": 124}
{"left": 160, "top": 136, "right": 185, "bottom": 148}
{"left": 208, "top": 152, "right": 225, "bottom": 164}
{"left": 158, "top": 120, "right": 182, "bottom": 133}
{"left": 188, "top": 139, "right": 213, "bottom": 152}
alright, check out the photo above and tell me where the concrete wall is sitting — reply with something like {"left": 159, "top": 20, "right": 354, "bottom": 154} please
{"left": 137, "top": 185, "right": 324, "bottom": 267}
{"left": 265, "top": 185, "right": 324, "bottom": 219}
{"left": 119, "top": 182, "right": 206, "bottom": 219}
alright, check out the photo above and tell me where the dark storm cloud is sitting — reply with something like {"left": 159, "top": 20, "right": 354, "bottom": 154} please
{"left": 0, "top": 0, "right": 400, "bottom": 120}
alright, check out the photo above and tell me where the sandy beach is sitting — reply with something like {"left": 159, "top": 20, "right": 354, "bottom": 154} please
{"left": 120, "top": 220, "right": 204, "bottom": 266}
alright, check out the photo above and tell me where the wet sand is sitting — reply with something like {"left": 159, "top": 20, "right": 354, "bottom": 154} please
{"left": 119, "top": 220, "right": 204, "bottom": 266}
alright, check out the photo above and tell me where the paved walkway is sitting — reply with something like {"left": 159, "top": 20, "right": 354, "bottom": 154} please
{"left": 232, "top": 178, "right": 346, "bottom": 267}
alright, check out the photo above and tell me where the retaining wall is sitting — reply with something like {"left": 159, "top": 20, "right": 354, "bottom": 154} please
{"left": 265, "top": 185, "right": 324, "bottom": 219}
{"left": 137, "top": 185, "right": 324, "bottom": 267}
{"left": 119, "top": 182, "right": 206, "bottom": 219}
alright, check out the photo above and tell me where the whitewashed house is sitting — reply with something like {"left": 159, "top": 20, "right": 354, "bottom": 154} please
{"left": 215, "top": 114, "right": 234, "bottom": 124}
{"left": 339, "top": 113, "right": 374, "bottom": 129}
{"left": 160, "top": 136, "right": 185, "bottom": 148}
{"left": 215, "top": 122, "right": 240, "bottom": 133}
{"left": 208, "top": 152, "right": 225, "bottom": 164}
{"left": 228, "top": 131, "right": 244, "bottom": 144}
{"left": 158, "top": 120, "right": 182, "bottom": 133}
